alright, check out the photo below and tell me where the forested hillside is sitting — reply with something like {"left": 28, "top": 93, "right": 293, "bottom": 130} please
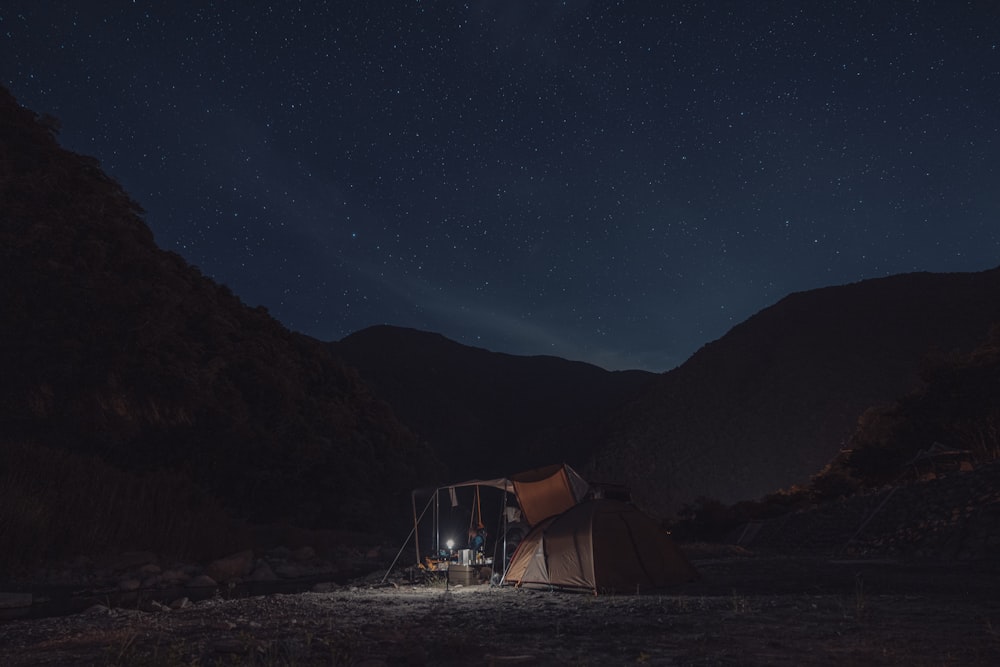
{"left": 0, "top": 86, "right": 435, "bottom": 570}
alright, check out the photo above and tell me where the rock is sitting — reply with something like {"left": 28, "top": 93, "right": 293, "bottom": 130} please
{"left": 111, "top": 551, "right": 159, "bottom": 572}
{"left": 46, "top": 569, "right": 74, "bottom": 585}
{"left": 142, "top": 599, "right": 171, "bottom": 613}
{"left": 249, "top": 561, "right": 278, "bottom": 582}
{"left": 0, "top": 592, "right": 32, "bottom": 609}
{"left": 311, "top": 581, "right": 340, "bottom": 593}
{"left": 187, "top": 574, "right": 218, "bottom": 588}
{"left": 208, "top": 638, "right": 246, "bottom": 654}
{"left": 206, "top": 550, "right": 254, "bottom": 583}
{"left": 159, "top": 567, "right": 191, "bottom": 585}
{"left": 268, "top": 546, "right": 292, "bottom": 559}
{"left": 169, "top": 597, "right": 191, "bottom": 610}
{"left": 139, "top": 563, "right": 162, "bottom": 576}
{"left": 68, "top": 555, "right": 94, "bottom": 570}
{"left": 210, "top": 620, "right": 238, "bottom": 632}
{"left": 292, "top": 546, "right": 316, "bottom": 561}
{"left": 118, "top": 578, "right": 141, "bottom": 592}
{"left": 275, "top": 562, "right": 307, "bottom": 579}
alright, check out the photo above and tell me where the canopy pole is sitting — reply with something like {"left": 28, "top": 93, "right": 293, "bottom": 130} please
{"left": 382, "top": 491, "right": 436, "bottom": 584}
{"left": 467, "top": 485, "right": 480, "bottom": 541}
{"left": 434, "top": 487, "right": 440, "bottom": 554}
{"left": 499, "top": 487, "right": 516, "bottom": 586}
{"left": 412, "top": 489, "right": 421, "bottom": 567}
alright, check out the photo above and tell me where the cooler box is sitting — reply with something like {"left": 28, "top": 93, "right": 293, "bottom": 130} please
{"left": 448, "top": 564, "right": 478, "bottom": 586}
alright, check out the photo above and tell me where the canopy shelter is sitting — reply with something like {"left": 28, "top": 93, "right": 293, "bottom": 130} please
{"left": 419, "top": 475, "right": 513, "bottom": 567}
{"left": 382, "top": 463, "right": 590, "bottom": 581}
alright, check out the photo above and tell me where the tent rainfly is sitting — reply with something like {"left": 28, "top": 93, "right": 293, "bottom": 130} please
{"left": 503, "top": 498, "right": 698, "bottom": 594}
{"left": 508, "top": 463, "right": 590, "bottom": 526}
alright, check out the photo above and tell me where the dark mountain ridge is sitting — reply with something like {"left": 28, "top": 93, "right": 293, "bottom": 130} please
{"left": 0, "top": 86, "right": 435, "bottom": 569}
{"left": 329, "top": 265, "right": 1000, "bottom": 522}
{"left": 331, "top": 325, "right": 656, "bottom": 481}
{"left": 826, "top": 321, "right": 1000, "bottom": 488}
{"left": 594, "top": 267, "right": 1000, "bottom": 517}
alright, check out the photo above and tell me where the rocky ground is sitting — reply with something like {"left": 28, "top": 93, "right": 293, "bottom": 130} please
{"left": 2, "top": 553, "right": 1000, "bottom": 666}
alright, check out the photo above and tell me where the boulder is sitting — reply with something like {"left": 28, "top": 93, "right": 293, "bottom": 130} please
{"left": 275, "top": 562, "right": 307, "bottom": 579}
{"left": 160, "top": 568, "right": 190, "bottom": 585}
{"left": 142, "top": 599, "right": 170, "bottom": 613}
{"left": 0, "top": 592, "right": 32, "bottom": 609}
{"left": 83, "top": 604, "right": 111, "bottom": 615}
{"left": 249, "top": 561, "right": 278, "bottom": 582}
{"left": 292, "top": 546, "right": 316, "bottom": 561}
{"left": 311, "top": 581, "right": 340, "bottom": 593}
{"left": 187, "top": 574, "right": 217, "bottom": 588}
{"left": 205, "top": 550, "right": 254, "bottom": 583}
{"left": 268, "top": 546, "right": 292, "bottom": 559}
{"left": 111, "top": 551, "right": 159, "bottom": 572}
{"left": 117, "top": 578, "right": 141, "bottom": 592}
{"left": 138, "top": 563, "right": 162, "bottom": 576}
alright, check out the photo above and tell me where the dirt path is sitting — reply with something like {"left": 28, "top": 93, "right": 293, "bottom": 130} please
{"left": 2, "top": 556, "right": 999, "bottom": 665}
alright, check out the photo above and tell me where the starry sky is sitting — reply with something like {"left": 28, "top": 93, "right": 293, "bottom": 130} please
{"left": 3, "top": 2, "right": 999, "bottom": 371}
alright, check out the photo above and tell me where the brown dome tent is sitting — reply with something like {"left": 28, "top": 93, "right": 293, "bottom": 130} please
{"left": 503, "top": 499, "right": 698, "bottom": 594}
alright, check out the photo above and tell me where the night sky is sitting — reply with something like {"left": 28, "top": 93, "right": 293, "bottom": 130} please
{"left": 4, "top": 2, "right": 999, "bottom": 371}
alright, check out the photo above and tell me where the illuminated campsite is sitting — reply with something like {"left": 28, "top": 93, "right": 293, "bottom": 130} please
{"left": 4, "top": 1, "right": 1000, "bottom": 664}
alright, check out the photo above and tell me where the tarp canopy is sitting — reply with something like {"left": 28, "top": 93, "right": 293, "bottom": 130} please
{"left": 424, "top": 463, "right": 590, "bottom": 527}
{"left": 503, "top": 499, "right": 698, "bottom": 594}
{"left": 430, "top": 477, "right": 514, "bottom": 493}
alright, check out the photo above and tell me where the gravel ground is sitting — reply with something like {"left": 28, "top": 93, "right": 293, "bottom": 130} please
{"left": 2, "top": 556, "right": 1000, "bottom": 665}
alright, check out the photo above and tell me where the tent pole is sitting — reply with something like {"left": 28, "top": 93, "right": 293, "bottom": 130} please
{"left": 499, "top": 486, "right": 515, "bottom": 586}
{"left": 501, "top": 490, "right": 508, "bottom": 574}
{"left": 434, "top": 487, "right": 440, "bottom": 554}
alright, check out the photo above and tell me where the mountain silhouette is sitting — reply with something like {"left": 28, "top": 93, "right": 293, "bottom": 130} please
{"left": 331, "top": 325, "right": 655, "bottom": 481}
{"left": 0, "top": 86, "right": 434, "bottom": 568}
{"left": 592, "top": 267, "right": 1000, "bottom": 516}
{"left": 823, "top": 322, "right": 1000, "bottom": 488}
